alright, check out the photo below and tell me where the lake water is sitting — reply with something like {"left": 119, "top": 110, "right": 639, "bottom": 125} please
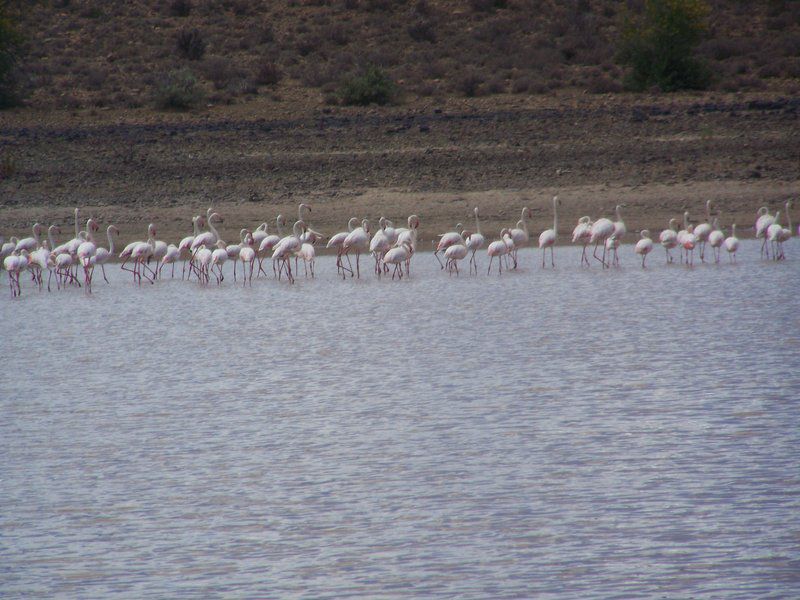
{"left": 2, "top": 241, "right": 799, "bottom": 598}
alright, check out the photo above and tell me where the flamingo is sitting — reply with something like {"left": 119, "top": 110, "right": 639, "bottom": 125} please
{"left": 612, "top": 204, "right": 627, "bottom": 242}
{"left": 77, "top": 218, "right": 100, "bottom": 292}
{"left": 341, "top": 218, "right": 370, "bottom": 279}
{"left": 239, "top": 232, "right": 256, "bottom": 286}
{"left": 191, "top": 210, "right": 223, "bottom": 252}
{"left": 693, "top": 200, "right": 713, "bottom": 262}
{"left": 766, "top": 211, "right": 784, "bottom": 261}
{"left": 160, "top": 243, "right": 180, "bottom": 278}
{"left": 1, "top": 236, "right": 17, "bottom": 261}
{"left": 605, "top": 233, "right": 620, "bottom": 267}
{"left": 226, "top": 229, "right": 247, "bottom": 281}
{"left": 444, "top": 242, "right": 468, "bottom": 275}
{"left": 15, "top": 223, "right": 43, "bottom": 253}
{"left": 509, "top": 207, "right": 532, "bottom": 267}
{"left": 537, "top": 196, "right": 559, "bottom": 268}
{"left": 571, "top": 216, "right": 592, "bottom": 267}
{"left": 383, "top": 241, "right": 413, "bottom": 279}
{"left": 659, "top": 218, "right": 679, "bottom": 264}
{"left": 775, "top": 200, "right": 793, "bottom": 260}
{"left": 434, "top": 223, "right": 464, "bottom": 269}
{"left": 122, "top": 223, "right": 157, "bottom": 285}
{"left": 4, "top": 250, "right": 29, "bottom": 297}
{"left": 257, "top": 216, "right": 285, "bottom": 277}
{"left": 589, "top": 215, "right": 615, "bottom": 268}
{"left": 463, "top": 207, "right": 486, "bottom": 275}
{"left": 634, "top": 230, "right": 653, "bottom": 268}
{"left": 211, "top": 240, "right": 228, "bottom": 284}
{"left": 755, "top": 206, "right": 775, "bottom": 259}
{"left": 178, "top": 214, "right": 205, "bottom": 279}
{"left": 677, "top": 211, "right": 692, "bottom": 264}
{"left": 251, "top": 222, "right": 269, "bottom": 248}
{"left": 327, "top": 217, "right": 359, "bottom": 276}
{"left": 273, "top": 220, "right": 304, "bottom": 283}
{"left": 296, "top": 240, "right": 316, "bottom": 278}
{"left": 370, "top": 217, "right": 392, "bottom": 275}
{"left": 91, "top": 225, "right": 119, "bottom": 283}
{"left": 194, "top": 245, "right": 213, "bottom": 284}
{"left": 28, "top": 245, "right": 52, "bottom": 291}
{"left": 724, "top": 224, "right": 739, "bottom": 262}
{"left": 395, "top": 215, "right": 420, "bottom": 275}
{"left": 487, "top": 229, "right": 510, "bottom": 275}
{"left": 682, "top": 224, "right": 697, "bottom": 266}
{"left": 708, "top": 217, "right": 725, "bottom": 263}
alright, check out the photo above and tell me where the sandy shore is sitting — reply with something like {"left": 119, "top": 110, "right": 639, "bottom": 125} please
{"left": 2, "top": 93, "right": 798, "bottom": 247}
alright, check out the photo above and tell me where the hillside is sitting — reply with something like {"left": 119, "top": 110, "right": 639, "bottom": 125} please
{"left": 7, "top": 0, "right": 800, "bottom": 112}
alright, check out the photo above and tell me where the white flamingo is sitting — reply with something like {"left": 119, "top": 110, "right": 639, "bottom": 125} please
{"left": 708, "top": 217, "right": 725, "bottom": 263}
{"left": 659, "top": 218, "right": 679, "bottom": 263}
{"left": 383, "top": 241, "right": 413, "bottom": 279}
{"left": 160, "top": 243, "right": 181, "bottom": 278}
{"left": 693, "top": 200, "right": 713, "bottom": 262}
{"left": 341, "top": 218, "right": 370, "bottom": 279}
{"left": 370, "top": 217, "right": 392, "bottom": 275}
{"left": 755, "top": 206, "right": 775, "bottom": 259}
{"left": 464, "top": 208, "right": 485, "bottom": 275}
{"left": 724, "top": 224, "right": 739, "bottom": 262}
{"left": 239, "top": 231, "right": 256, "bottom": 286}
{"left": 612, "top": 204, "right": 627, "bottom": 242}
{"left": 537, "top": 196, "right": 559, "bottom": 268}
{"left": 327, "top": 217, "right": 359, "bottom": 276}
{"left": 487, "top": 229, "right": 511, "bottom": 275}
{"left": 634, "top": 230, "right": 653, "bottom": 268}
{"left": 572, "top": 216, "right": 592, "bottom": 267}
{"left": 444, "top": 242, "right": 468, "bottom": 276}
{"left": 434, "top": 223, "right": 464, "bottom": 269}
{"left": 257, "top": 215, "right": 284, "bottom": 277}
{"left": 15, "top": 223, "right": 43, "bottom": 253}
{"left": 509, "top": 207, "right": 532, "bottom": 267}
{"left": 211, "top": 240, "right": 228, "bottom": 284}
{"left": 178, "top": 214, "right": 205, "bottom": 279}
{"left": 589, "top": 215, "right": 615, "bottom": 268}
{"left": 92, "top": 225, "right": 119, "bottom": 283}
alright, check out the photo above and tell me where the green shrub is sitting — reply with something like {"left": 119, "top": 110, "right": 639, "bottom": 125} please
{"left": 616, "top": 0, "right": 711, "bottom": 91}
{"left": 0, "top": 153, "right": 16, "bottom": 179}
{"left": 338, "top": 66, "right": 396, "bottom": 106}
{"left": 0, "top": 3, "right": 23, "bottom": 108}
{"left": 176, "top": 28, "right": 206, "bottom": 60}
{"left": 154, "top": 69, "right": 204, "bottom": 110}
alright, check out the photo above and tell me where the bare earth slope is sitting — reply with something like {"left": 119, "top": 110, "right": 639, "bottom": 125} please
{"left": 1, "top": 92, "right": 798, "bottom": 247}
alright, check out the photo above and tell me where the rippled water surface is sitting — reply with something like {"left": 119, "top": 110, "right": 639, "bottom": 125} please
{"left": 2, "top": 242, "right": 800, "bottom": 598}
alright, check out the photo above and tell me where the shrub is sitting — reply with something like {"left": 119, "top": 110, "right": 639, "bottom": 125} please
{"left": 254, "top": 61, "right": 282, "bottom": 85}
{"left": 154, "top": 69, "right": 204, "bottom": 110}
{"left": 169, "top": 0, "right": 192, "bottom": 17}
{"left": 616, "top": 0, "right": 711, "bottom": 91}
{"left": 0, "top": 3, "right": 23, "bottom": 108}
{"left": 408, "top": 20, "right": 436, "bottom": 43}
{"left": 338, "top": 65, "right": 396, "bottom": 105}
{"left": 470, "top": 0, "right": 507, "bottom": 12}
{"left": 0, "top": 153, "right": 16, "bottom": 179}
{"left": 457, "top": 71, "right": 484, "bottom": 97}
{"left": 176, "top": 28, "right": 206, "bottom": 60}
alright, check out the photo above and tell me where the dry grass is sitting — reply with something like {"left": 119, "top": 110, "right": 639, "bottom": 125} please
{"left": 6, "top": 0, "right": 800, "bottom": 110}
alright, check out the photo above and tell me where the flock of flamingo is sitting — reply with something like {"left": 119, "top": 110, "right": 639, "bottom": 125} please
{"left": 0, "top": 198, "right": 795, "bottom": 297}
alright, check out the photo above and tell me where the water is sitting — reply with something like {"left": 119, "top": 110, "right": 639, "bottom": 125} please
{"left": 2, "top": 241, "right": 800, "bottom": 598}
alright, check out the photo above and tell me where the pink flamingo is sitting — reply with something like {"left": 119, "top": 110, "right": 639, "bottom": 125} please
{"left": 634, "top": 230, "right": 653, "bottom": 268}
{"left": 537, "top": 196, "right": 559, "bottom": 268}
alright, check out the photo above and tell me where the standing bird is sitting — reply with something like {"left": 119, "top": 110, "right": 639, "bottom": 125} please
{"left": 77, "top": 218, "right": 100, "bottom": 292}
{"left": 239, "top": 232, "right": 256, "bottom": 286}
{"left": 92, "top": 225, "right": 119, "bottom": 283}
{"left": 537, "top": 196, "right": 559, "bottom": 268}
{"left": 572, "top": 216, "right": 592, "bottom": 267}
{"left": 395, "top": 215, "right": 420, "bottom": 275}
{"left": 160, "top": 244, "right": 181, "bottom": 278}
{"left": 708, "top": 217, "right": 725, "bottom": 263}
{"left": 465, "top": 207, "right": 486, "bottom": 275}
{"left": 634, "top": 230, "right": 654, "bottom": 268}
{"left": 682, "top": 224, "right": 697, "bottom": 267}
{"left": 724, "top": 224, "right": 740, "bottom": 262}
{"left": 382, "top": 241, "right": 413, "bottom": 279}
{"left": 444, "top": 242, "right": 468, "bottom": 276}
{"left": 370, "top": 217, "right": 392, "bottom": 275}
{"left": 15, "top": 223, "right": 43, "bottom": 253}
{"left": 257, "top": 216, "right": 285, "bottom": 277}
{"left": 755, "top": 206, "right": 775, "bottom": 259}
{"left": 659, "top": 218, "right": 679, "bottom": 264}
{"left": 509, "top": 207, "right": 532, "bottom": 267}
{"left": 434, "top": 223, "right": 464, "bottom": 269}
{"left": 487, "top": 229, "right": 511, "bottom": 275}
{"left": 605, "top": 233, "right": 620, "bottom": 267}
{"left": 766, "top": 211, "right": 783, "bottom": 261}
{"left": 677, "top": 211, "right": 692, "bottom": 264}
{"left": 693, "top": 200, "right": 713, "bottom": 262}
{"left": 589, "top": 215, "right": 615, "bottom": 268}
{"left": 178, "top": 214, "right": 205, "bottom": 279}
{"left": 210, "top": 240, "right": 228, "bottom": 284}
{"left": 341, "top": 219, "right": 370, "bottom": 279}
{"left": 327, "top": 217, "right": 359, "bottom": 277}
{"left": 775, "top": 199, "right": 793, "bottom": 260}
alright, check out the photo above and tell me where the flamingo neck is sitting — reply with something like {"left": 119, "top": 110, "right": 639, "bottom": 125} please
{"left": 47, "top": 226, "right": 58, "bottom": 249}
{"left": 192, "top": 216, "right": 202, "bottom": 236}
{"left": 107, "top": 227, "right": 116, "bottom": 254}
{"left": 74, "top": 209, "right": 79, "bottom": 239}
{"left": 208, "top": 218, "right": 219, "bottom": 241}
{"left": 553, "top": 201, "right": 558, "bottom": 238}
{"left": 732, "top": 224, "right": 737, "bottom": 237}
{"left": 474, "top": 210, "right": 481, "bottom": 235}
{"left": 276, "top": 217, "right": 284, "bottom": 237}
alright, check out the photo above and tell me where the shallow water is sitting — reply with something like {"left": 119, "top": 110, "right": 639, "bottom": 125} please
{"left": 2, "top": 241, "right": 800, "bottom": 598}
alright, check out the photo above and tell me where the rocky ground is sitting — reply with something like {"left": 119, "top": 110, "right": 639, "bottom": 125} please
{"left": 1, "top": 92, "right": 798, "bottom": 249}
